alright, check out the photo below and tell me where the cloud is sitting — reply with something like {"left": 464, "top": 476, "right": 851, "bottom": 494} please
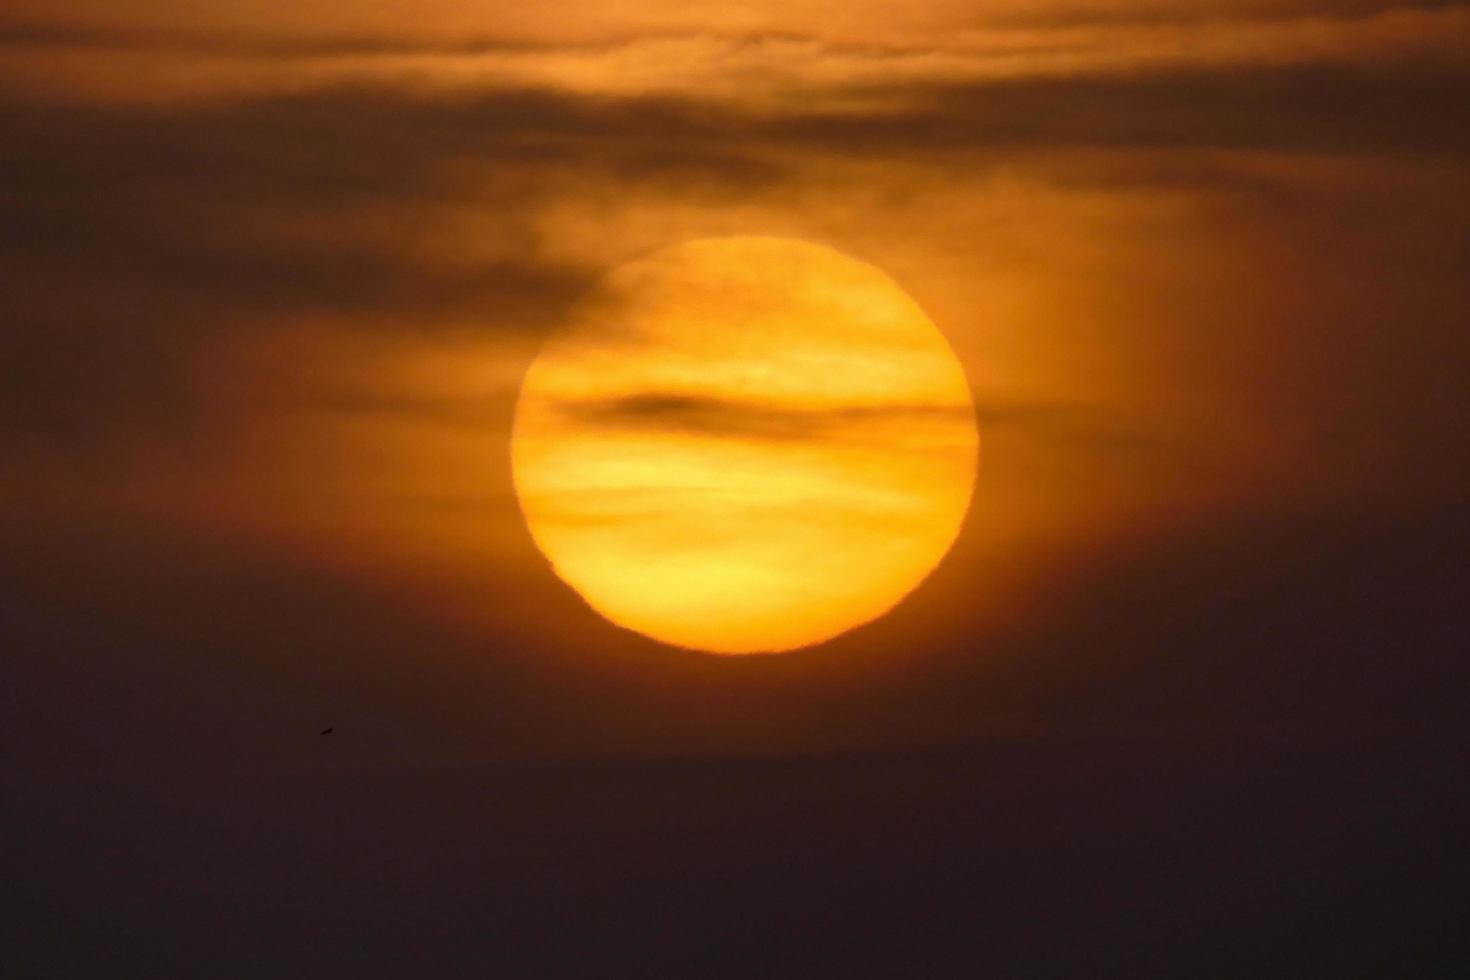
{"left": 773, "top": 61, "right": 1470, "bottom": 157}
{"left": 2, "top": 1, "right": 1464, "bottom": 51}
{"left": 0, "top": 86, "right": 782, "bottom": 452}
{"left": 5, "top": 2, "right": 1468, "bottom": 108}
{"left": 3, "top": 5, "right": 1468, "bottom": 559}
{"left": 554, "top": 391, "right": 975, "bottom": 444}
{"left": 4, "top": 29, "right": 1468, "bottom": 459}
{"left": 546, "top": 391, "right": 1157, "bottom": 461}
{"left": 977, "top": 0, "right": 1470, "bottom": 30}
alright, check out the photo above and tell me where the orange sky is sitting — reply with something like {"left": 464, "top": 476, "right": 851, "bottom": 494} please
{"left": 5, "top": 8, "right": 1469, "bottom": 974}
{"left": 2, "top": 0, "right": 1468, "bottom": 721}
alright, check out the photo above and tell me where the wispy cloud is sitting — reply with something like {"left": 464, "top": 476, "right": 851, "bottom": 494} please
{"left": 555, "top": 392, "right": 974, "bottom": 444}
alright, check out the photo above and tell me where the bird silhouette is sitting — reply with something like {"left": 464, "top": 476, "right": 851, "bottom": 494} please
{"left": 320, "top": 727, "right": 334, "bottom": 735}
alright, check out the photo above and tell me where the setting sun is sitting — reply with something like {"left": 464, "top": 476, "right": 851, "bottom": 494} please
{"left": 511, "top": 237, "right": 978, "bottom": 653}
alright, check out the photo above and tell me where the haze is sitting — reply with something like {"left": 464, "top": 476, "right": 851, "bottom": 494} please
{"left": 3, "top": 1, "right": 1467, "bottom": 974}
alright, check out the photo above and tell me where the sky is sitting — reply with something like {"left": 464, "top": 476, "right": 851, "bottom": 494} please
{"left": 3, "top": 1, "right": 1468, "bottom": 973}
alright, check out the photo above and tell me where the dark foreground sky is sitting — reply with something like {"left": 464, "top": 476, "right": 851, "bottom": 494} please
{"left": 3, "top": 1, "right": 1469, "bottom": 974}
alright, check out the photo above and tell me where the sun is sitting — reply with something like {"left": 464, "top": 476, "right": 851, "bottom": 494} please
{"left": 510, "top": 237, "right": 978, "bottom": 654}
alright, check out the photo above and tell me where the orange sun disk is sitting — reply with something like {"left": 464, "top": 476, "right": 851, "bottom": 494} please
{"left": 511, "top": 237, "right": 978, "bottom": 654}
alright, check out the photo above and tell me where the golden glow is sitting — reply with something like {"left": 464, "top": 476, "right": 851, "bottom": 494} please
{"left": 511, "top": 237, "right": 978, "bottom": 654}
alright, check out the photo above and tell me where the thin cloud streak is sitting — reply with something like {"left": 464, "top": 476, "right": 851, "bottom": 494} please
{"left": 555, "top": 393, "right": 974, "bottom": 444}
